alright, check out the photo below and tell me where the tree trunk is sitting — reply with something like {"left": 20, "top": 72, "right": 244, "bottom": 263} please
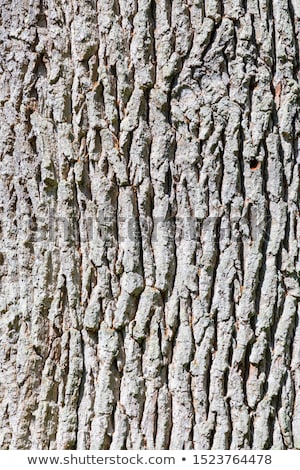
{"left": 0, "top": 0, "right": 299, "bottom": 450}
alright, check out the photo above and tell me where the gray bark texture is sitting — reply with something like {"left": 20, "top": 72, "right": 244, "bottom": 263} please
{"left": 0, "top": 0, "right": 300, "bottom": 450}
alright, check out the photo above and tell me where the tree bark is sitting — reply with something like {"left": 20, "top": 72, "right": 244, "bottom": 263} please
{"left": 0, "top": 0, "right": 299, "bottom": 450}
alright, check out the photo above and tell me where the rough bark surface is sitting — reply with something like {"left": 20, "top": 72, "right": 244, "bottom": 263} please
{"left": 0, "top": 0, "right": 300, "bottom": 450}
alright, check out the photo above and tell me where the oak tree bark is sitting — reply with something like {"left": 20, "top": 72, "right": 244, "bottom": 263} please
{"left": 0, "top": 0, "right": 300, "bottom": 450}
